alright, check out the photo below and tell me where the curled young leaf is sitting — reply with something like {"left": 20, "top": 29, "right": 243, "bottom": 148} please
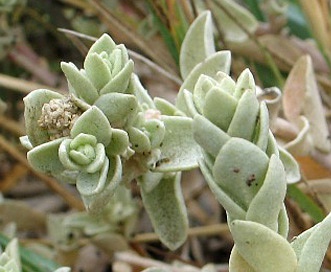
{"left": 283, "top": 55, "right": 330, "bottom": 153}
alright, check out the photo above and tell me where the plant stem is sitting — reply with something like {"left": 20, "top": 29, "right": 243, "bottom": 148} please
{"left": 0, "top": 73, "right": 63, "bottom": 94}
{"left": 131, "top": 223, "right": 229, "bottom": 243}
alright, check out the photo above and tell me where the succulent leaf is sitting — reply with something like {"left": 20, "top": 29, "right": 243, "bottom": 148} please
{"left": 61, "top": 62, "right": 99, "bottom": 104}
{"left": 155, "top": 116, "right": 202, "bottom": 172}
{"left": 27, "top": 137, "right": 66, "bottom": 175}
{"left": 70, "top": 106, "right": 112, "bottom": 147}
{"left": 140, "top": 173, "right": 188, "bottom": 250}
{"left": 23, "top": 89, "right": 64, "bottom": 146}
{"left": 179, "top": 11, "right": 215, "bottom": 79}
{"left": 246, "top": 155, "right": 287, "bottom": 232}
{"left": 230, "top": 220, "right": 297, "bottom": 272}
{"left": 94, "top": 93, "right": 138, "bottom": 127}
{"left": 291, "top": 212, "right": 331, "bottom": 272}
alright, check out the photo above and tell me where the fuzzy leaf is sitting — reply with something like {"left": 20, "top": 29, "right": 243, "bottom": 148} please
{"left": 94, "top": 93, "right": 138, "bottom": 127}
{"left": 23, "top": 89, "right": 63, "bottom": 146}
{"left": 179, "top": 11, "right": 215, "bottom": 79}
{"left": 140, "top": 173, "right": 188, "bottom": 250}
{"left": 154, "top": 97, "right": 184, "bottom": 116}
{"left": 99, "top": 59, "right": 134, "bottom": 94}
{"left": 278, "top": 205, "right": 290, "bottom": 238}
{"left": 27, "top": 137, "right": 65, "bottom": 175}
{"left": 87, "top": 34, "right": 116, "bottom": 55}
{"left": 81, "top": 155, "right": 122, "bottom": 213}
{"left": 130, "top": 74, "right": 155, "bottom": 109}
{"left": 175, "top": 89, "right": 199, "bottom": 118}
{"left": 212, "top": 138, "right": 269, "bottom": 210}
{"left": 106, "top": 129, "right": 131, "bottom": 157}
{"left": 233, "top": 68, "right": 256, "bottom": 98}
{"left": 84, "top": 52, "right": 112, "bottom": 90}
{"left": 178, "top": 51, "right": 231, "bottom": 95}
{"left": 227, "top": 89, "right": 260, "bottom": 141}
{"left": 139, "top": 171, "right": 164, "bottom": 193}
{"left": 254, "top": 102, "right": 270, "bottom": 152}
{"left": 246, "top": 155, "right": 287, "bottom": 231}
{"left": 203, "top": 86, "right": 237, "bottom": 131}
{"left": 291, "top": 212, "right": 331, "bottom": 272}
{"left": 127, "top": 126, "right": 151, "bottom": 153}
{"left": 71, "top": 106, "right": 112, "bottom": 147}
{"left": 199, "top": 158, "right": 246, "bottom": 220}
{"left": 193, "top": 114, "right": 230, "bottom": 158}
{"left": 279, "top": 146, "right": 301, "bottom": 184}
{"left": 76, "top": 158, "right": 109, "bottom": 196}
{"left": 144, "top": 119, "right": 165, "bottom": 148}
{"left": 192, "top": 74, "right": 218, "bottom": 113}
{"left": 266, "top": 130, "right": 280, "bottom": 157}
{"left": 230, "top": 220, "right": 297, "bottom": 272}
{"left": 154, "top": 116, "right": 202, "bottom": 172}
{"left": 229, "top": 246, "right": 255, "bottom": 272}
{"left": 61, "top": 62, "right": 99, "bottom": 104}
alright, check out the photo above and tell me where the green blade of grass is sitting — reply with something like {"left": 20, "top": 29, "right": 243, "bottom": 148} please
{"left": 243, "top": 0, "right": 265, "bottom": 21}
{"left": 147, "top": 0, "right": 184, "bottom": 65}
{"left": 286, "top": 2, "right": 312, "bottom": 39}
{"left": 287, "top": 184, "right": 325, "bottom": 223}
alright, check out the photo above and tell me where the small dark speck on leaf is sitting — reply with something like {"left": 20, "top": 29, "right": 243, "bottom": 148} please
{"left": 246, "top": 174, "right": 256, "bottom": 187}
{"left": 233, "top": 167, "right": 240, "bottom": 173}
{"left": 156, "top": 157, "right": 170, "bottom": 167}
{"left": 67, "top": 232, "right": 74, "bottom": 240}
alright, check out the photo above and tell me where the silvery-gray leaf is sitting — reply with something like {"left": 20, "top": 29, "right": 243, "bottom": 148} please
{"left": 140, "top": 173, "right": 188, "bottom": 250}
{"left": 179, "top": 11, "right": 215, "bottom": 79}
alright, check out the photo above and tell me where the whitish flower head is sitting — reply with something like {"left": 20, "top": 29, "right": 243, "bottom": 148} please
{"left": 38, "top": 96, "right": 83, "bottom": 140}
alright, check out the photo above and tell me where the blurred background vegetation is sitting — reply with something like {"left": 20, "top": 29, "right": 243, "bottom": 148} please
{"left": 1, "top": 0, "right": 331, "bottom": 271}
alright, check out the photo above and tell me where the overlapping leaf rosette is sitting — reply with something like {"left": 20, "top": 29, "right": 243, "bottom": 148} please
{"left": 21, "top": 34, "right": 201, "bottom": 250}
{"left": 176, "top": 11, "right": 331, "bottom": 272}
